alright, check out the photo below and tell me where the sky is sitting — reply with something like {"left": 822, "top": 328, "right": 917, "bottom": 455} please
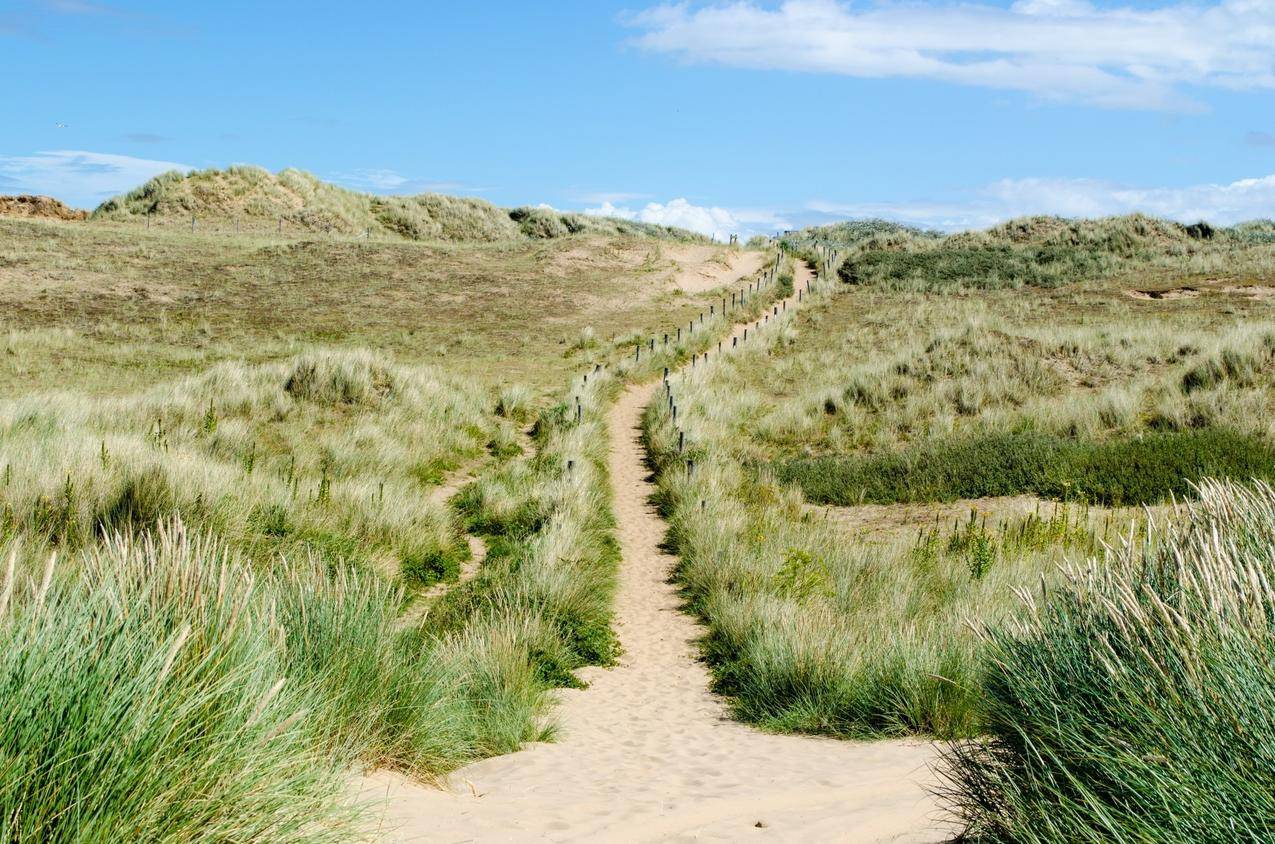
{"left": 2, "top": 0, "right": 1274, "bottom": 237}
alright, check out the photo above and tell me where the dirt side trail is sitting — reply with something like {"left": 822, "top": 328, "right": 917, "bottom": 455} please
{"left": 360, "top": 261, "right": 948, "bottom": 842}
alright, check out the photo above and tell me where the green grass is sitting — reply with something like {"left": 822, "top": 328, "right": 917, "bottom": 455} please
{"left": 788, "top": 213, "right": 1275, "bottom": 293}
{"left": 0, "top": 523, "right": 550, "bottom": 842}
{"left": 776, "top": 428, "right": 1275, "bottom": 506}
{"left": 0, "top": 349, "right": 483, "bottom": 584}
{"left": 940, "top": 480, "right": 1275, "bottom": 842}
{"left": 839, "top": 243, "right": 1120, "bottom": 290}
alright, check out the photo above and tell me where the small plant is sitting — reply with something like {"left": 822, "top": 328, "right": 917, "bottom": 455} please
{"left": 202, "top": 398, "right": 218, "bottom": 434}
{"left": 315, "top": 464, "right": 332, "bottom": 505}
{"left": 772, "top": 547, "right": 834, "bottom": 601}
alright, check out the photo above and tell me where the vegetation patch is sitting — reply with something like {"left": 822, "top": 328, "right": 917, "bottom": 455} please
{"left": 941, "top": 480, "right": 1275, "bottom": 842}
{"left": 775, "top": 429, "right": 1275, "bottom": 506}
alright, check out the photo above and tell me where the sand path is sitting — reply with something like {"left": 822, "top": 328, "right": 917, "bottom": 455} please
{"left": 361, "top": 261, "right": 947, "bottom": 842}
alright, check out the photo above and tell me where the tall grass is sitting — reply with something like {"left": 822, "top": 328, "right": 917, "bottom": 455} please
{"left": 0, "top": 521, "right": 550, "bottom": 841}
{"left": 429, "top": 252, "right": 789, "bottom": 686}
{"left": 0, "top": 349, "right": 487, "bottom": 584}
{"left": 643, "top": 271, "right": 1045, "bottom": 736}
{"left": 940, "top": 480, "right": 1275, "bottom": 842}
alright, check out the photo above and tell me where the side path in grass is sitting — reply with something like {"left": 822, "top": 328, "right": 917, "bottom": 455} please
{"left": 362, "top": 262, "right": 947, "bottom": 842}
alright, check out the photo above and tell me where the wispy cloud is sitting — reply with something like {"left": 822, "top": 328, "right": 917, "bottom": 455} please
{"left": 0, "top": 150, "right": 190, "bottom": 208}
{"left": 1247, "top": 131, "right": 1275, "bottom": 147}
{"left": 585, "top": 197, "right": 789, "bottom": 240}
{"left": 627, "top": 0, "right": 1275, "bottom": 111}
{"left": 42, "top": 0, "right": 120, "bottom": 16}
{"left": 808, "top": 173, "right": 1275, "bottom": 230}
{"left": 123, "top": 132, "right": 167, "bottom": 144}
{"left": 4, "top": 0, "right": 188, "bottom": 40}
{"left": 570, "top": 190, "right": 652, "bottom": 205}
{"left": 331, "top": 168, "right": 487, "bottom": 195}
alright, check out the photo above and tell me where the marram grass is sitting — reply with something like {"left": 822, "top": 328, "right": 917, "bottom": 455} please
{"left": 940, "top": 479, "right": 1275, "bottom": 842}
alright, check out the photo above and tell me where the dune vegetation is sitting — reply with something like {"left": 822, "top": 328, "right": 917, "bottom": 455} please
{"left": 644, "top": 220, "right": 1275, "bottom": 836}
{"left": 91, "top": 166, "right": 700, "bottom": 242}
{"left": 941, "top": 479, "right": 1275, "bottom": 842}
{"left": 5, "top": 198, "right": 1275, "bottom": 840}
{"left": 787, "top": 213, "right": 1275, "bottom": 292}
{"left": 0, "top": 192, "right": 782, "bottom": 840}
{"left": 0, "top": 209, "right": 734, "bottom": 395}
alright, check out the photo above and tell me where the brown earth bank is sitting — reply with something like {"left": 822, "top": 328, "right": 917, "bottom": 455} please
{"left": 0, "top": 195, "right": 88, "bottom": 221}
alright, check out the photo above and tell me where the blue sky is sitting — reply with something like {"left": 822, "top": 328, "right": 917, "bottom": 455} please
{"left": 3, "top": 0, "right": 1274, "bottom": 236}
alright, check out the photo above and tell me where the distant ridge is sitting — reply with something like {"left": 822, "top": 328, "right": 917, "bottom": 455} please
{"left": 0, "top": 195, "right": 89, "bottom": 221}
{"left": 785, "top": 213, "right": 1275, "bottom": 250}
{"left": 92, "top": 165, "right": 704, "bottom": 243}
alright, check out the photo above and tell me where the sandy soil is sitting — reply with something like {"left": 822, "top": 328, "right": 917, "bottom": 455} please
{"left": 1126, "top": 286, "right": 1200, "bottom": 300}
{"left": 664, "top": 245, "right": 768, "bottom": 294}
{"left": 357, "top": 262, "right": 949, "bottom": 843}
{"left": 1223, "top": 284, "right": 1275, "bottom": 299}
{"left": 0, "top": 194, "right": 88, "bottom": 221}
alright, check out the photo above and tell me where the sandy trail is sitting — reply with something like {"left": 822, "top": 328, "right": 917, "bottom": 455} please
{"left": 361, "top": 261, "right": 947, "bottom": 842}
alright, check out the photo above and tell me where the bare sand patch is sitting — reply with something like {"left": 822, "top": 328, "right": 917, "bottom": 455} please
{"left": 1126, "top": 286, "right": 1200, "bottom": 300}
{"left": 1223, "top": 284, "right": 1275, "bottom": 299}
{"left": 0, "top": 195, "right": 88, "bottom": 221}
{"left": 663, "top": 245, "right": 768, "bottom": 294}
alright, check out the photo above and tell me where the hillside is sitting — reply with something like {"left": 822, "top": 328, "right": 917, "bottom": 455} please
{"left": 786, "top": 213, "right": 1275, "bottom": 291}
{"left": 788, "top": 213, "right": 1275, "bottom": 250}
{"left": 91, "top": 166, "right": 701, "bottom": 242}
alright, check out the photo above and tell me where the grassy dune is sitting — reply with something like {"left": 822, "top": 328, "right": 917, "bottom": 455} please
{"left": 788, "top": 213, "right": 1275, "bottom": 291}
{"left": 0, "top": 199, "right": 778, "bottom": 840}
{"left": 91, "top": 165, "right": 700, "bottom": 242}
{"left": 644, "top": 228, "right": 1275, "bottom": 759}
{"left": 7, "top": 201, "right": 1274, "bottom": 840}
{"left": 642, "top": 227, "right": 1275, "bottom": 837}
{"left": 0, "top": 350, "right": 486, "bottom": 583}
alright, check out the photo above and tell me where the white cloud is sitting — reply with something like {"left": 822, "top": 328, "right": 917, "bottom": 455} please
{"left": 628, "top": 0, "right": 1275, "bottom": 110}
{"left": 585, "top": 197, "right": 790, "bottom": 240}
{"left": 807, "top": 172, "right": 1275, "bottom": 230}
{"left": 0, "top": 150, "right": 190, "bottom": 208}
